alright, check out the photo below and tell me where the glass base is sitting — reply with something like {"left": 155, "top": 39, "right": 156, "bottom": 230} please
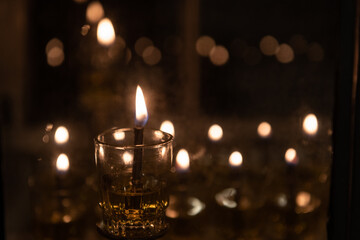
{"left": 96, "top": 222, "right": 168, "bottom": 240}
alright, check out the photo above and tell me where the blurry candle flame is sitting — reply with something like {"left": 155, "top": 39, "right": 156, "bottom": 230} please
{"left": 56, "top": 153, "right": 70, "bottom": 172}
{"left": 123, "top": 151, "right": 133, "bottom": 165}
{"left": 135, "top": 85, "right": 148, "bottom": 128}
{"left": 303, "top": 113, "right": 318, "bottom": 136}
{"left": 176, "top": 149, "right": 190, "bottom": 171}
{"left": 54, "top": 126, "right": 69, "bottom": 144}
{"left": 229, "top": 151, "right": 243, "bottom": 167}
{"left": 296, "top": 191, "right": 311, "bottom": 207}
{"left": 257, "top": 121, "right": 272, "bottom": 138}
{"left": 160, "top": 120, "right": 175, "bottom": 137}
{"left": 97, "top": 18, "right": 115, "bottom": 46}
{"left": 285, "top": 148, "right": 298, "bottom": 165}
{"left": 208, "top": 124, "right": 223, "bottom": 142}
{"left": 113, "top": 131, "right": 125, "bottom": 141}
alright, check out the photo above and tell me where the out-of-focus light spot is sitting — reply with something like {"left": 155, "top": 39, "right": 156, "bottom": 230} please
{"left": 46, "top": 38, "right": 63, "bottom": 54}
{"left": 63, "top": 215, "right": 72, "bottom": 223}
{"left": 108, "top": 37, "right": 126, "bottom": 59}
{"left": 97, "top": 18, "right": 115, "bottom": 46}
{"left": 215, "top": 188, "right": 237, "bottom": 208}
{"left": 289, "top": 34, "right": 308, "bottom": 54}
{"left": 285, "top": 148, "right": 298, "bottom": 165}
{"left": 208, "top": 124, "right": 223, "bottom": 142}
{"left": 125, "top": 48, "right": 132, "bottom": 64}
{"left": 230, "top": 38, "right": 247, "bottom": 58}
{"left": 187, "top": 197, "right": 205, "bottom": 216}
{"left": 307, "top": 42, "right": 324, "bottom": 62}
{"left": 113, "top": 130, "right": 125, "bottom": 141}
{"left": 86, "top": 1, "right": 104, "bottom": 23}
{"left": 176, "top": 149, "right": 190, "bottom": 171}
{"left": 81, "top": 24, "right": 91, "bottom": 36}
{"left": 42, "top": 135, "right": 49, "bottom": 143}
{"left": 303, "top": 113, "right": 318, "bottom": 136}
{"left": 47, "top": 47, "right": 65, "bottom": 67}
{"left": 135, "top": 37, "right": 153, "bottom": 56}
{"left": 160, "top": 120, "right": 175, "bottom": 137}
{"left": 56, "top": 153, "right": 70, "bottom": 172}
{"left": 123, "top": 151, "right": 133, "bottom": 165}
{"left": 276, "top": 44, "right": 294, "bottom": 63}
{"left": 196, "top": 35, "right": 216, "bottom": 57}
{"left": 257, "top": 122, "right": 272, "bottom": 138}
{"left": 45, "top": 123, "right": 54, "bottom": 132}
{"left": 277, "top": 194, "right": 288, "bottom": 207}
{"left": 243, "top": 47, "right": 262, "bottom": 65}
{"left": 142, "top": 46, "right": 161, "bottom": 65}
{"left": 209, "top": 45, "right": 229, "bottom": 66}
{"left": 296, "top": 191, "right": 311, "bottom": 207}
{"left": 259, "top": 35, "right": 279, "bottom": 56}
{"left": 55, "top": 126, "right": 69, "bottom": 144}
{"left": 166, "top": 195, "right": 179, "bottom": 218}
{"left": 164, "top": 36, "right": 182, "bottom": 55}
{"left": 229, "top": 151, "right": 243, "bottom": 167}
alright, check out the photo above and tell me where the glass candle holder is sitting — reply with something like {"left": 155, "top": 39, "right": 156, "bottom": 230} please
{"left": 95, "top": 128, "right": 173, "bottom": 239}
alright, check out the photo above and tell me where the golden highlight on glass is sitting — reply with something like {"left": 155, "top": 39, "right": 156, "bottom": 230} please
{"left": 95, "top": 128, "right": 173, "bottom": 239}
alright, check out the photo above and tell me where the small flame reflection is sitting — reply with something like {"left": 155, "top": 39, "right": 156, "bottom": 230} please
{"left": 215, "top": 188, "right": 237, "bottom": 208}
{"left": 123, "top": 151, "right": 133, "bottom": 165}
{"left": 135, "top": 85, "right": 148, "bottom": 128}
{"left": 97, "top": 18, "right": 115, "bottom": 46}
{"left": 303, "top": 113, "right": 318, "bottom": 136}
{"left": 176, "top": 149, "right": 190, "bottom": 171}
{"left": 229, "top": 151, "right": 243, "bottom": 167}
{"left": 56, "top": 153, "right": 70, "bottom": 172}
{"left": 54, "top": 126, "right": 69, "bottom": 144}
{"left": 160, "top": 120, "right": 175, "bottom": 137}
{"left": 259, "top": 35, "right": 279, "bottom": 56}
{"left": 296, "top": 191, "right": 311, "bottom": 207}
{"left": 257, "top": 121, "right": 272, "bottom": 138}
{"left": 113, "top": 131, "right": 125, "bottom": 141}
{"left": 285, "top": 148, "right": 298, "bottom": 165}
{"left": 208, "top": 124, "right": 223, "bottom": 142}
{"left": 209, "top": 45, "right": 229, "bottom": 66}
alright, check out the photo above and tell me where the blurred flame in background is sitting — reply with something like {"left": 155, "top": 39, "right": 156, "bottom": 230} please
{"left": 45, "top": 38, "right": 64, "bottom": 67}
{"left": 56, "top": 153, "right": 70, "bottom": 172}
{"left": 303, "top": 113, "right": 318, "bottom": 136}
{"left": 86, "top": 1, "right": 104, "bottom": 23}
{"left": 97, "top": 18, "right": 115, "bottom": 46}
{"left": 257, "top": 122, "right": 272, "bottom": 138}
{"left": 209, "top": 45, "right": 229, "bottom": 66}
{"left": 276, "top": 43, "right": 294, "bottom": 63}
{"left": 285, "top": 148, "right": 298, "bottom": 165}
{"left": 208, "top": 124, "right": 223, "bottom": 142}
{"left": 259, "top": 35, "right": 279, "bottom": 56}
{"left": 176, "top": 149, "right": 190, "bottom": 171}
{"left": 229, "top": 151, "right": 243, "bottom": 167}
{"left": 54, "top": 126, "right": 69, "bottom": 144}
{"left": 142, "top": 46, "right": 162, "bottom": 65}
{"left": 196, "top": 35, "right": 216, "bottom": 57}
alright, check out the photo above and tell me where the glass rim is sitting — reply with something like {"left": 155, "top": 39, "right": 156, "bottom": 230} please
{"left": 94, "top": 127, "right": 174, "bottom": 150}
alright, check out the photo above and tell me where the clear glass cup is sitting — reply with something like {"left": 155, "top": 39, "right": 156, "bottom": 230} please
{"left": 95, "top": 128, "right": 173, "bottom": 239}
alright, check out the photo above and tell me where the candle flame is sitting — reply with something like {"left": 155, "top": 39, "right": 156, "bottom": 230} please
{"left": 56, "top": 153, "right": 70, "bottom": 172}
{"left": 135, "top": 85, "right": 148, "bottom": 128}
{"left": 208, "top": 124, "right": 223, "bottom": 142}
{"left": 229, "top": 151, "right": 243, "bottom": 167}
{"left": 176, "top": 149, "right": 190, "bottom": 171}
{"left": 257, "top": 121, "right": 272, "bottom": 138}
{"left": 303, "top": 113, "right": 318, "bottom": 135}
{"left": 54, "top": 126, "right": 69, "bottom": 144}
{"left": 160, "top": 120, "right": 175, "bottom": 137}
{"left": 97, "top": 18, "right": 115, "bottom": 46}
{"left": 285, "top": 148, "right": 298, "bottom": 165}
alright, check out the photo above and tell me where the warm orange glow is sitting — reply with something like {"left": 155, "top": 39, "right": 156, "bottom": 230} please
{"left": 45, "top": 123, "right": 54, "bottom": 132}
{"left": 135, "top": 37, "right": 153, "bottom": 56}
{"left": 303, "top": 113, "right": 318, "bottom": 135}
{"left": 307, "top": 42, "right": 324, "bottom": 62}
{"left": 285, "top": 148, "right": 298, "bottom": 165}
{"left": 208, "top": 124, "right": 223, "bottom": 142}
{"left": 123, "top": 151, "right": 133, "bottom": 165}
{"left": 196, "top": 36, "right": 216, "bottom": 57}
{"left": 259, "top": 35, "right": 279, "bottom": 56}
{"left": 142, "top": 46, "right": 162, "bottom": 65}
{"left": 135, "top": 85, "right": 148, "bottom": 128}
{"left": 97, "top": 18, "right": 115, "bottom": 46}
{"left": 229, "top": 151, "right": 243, "bottom": 167}
{"left": 46, "top": 38, "right": 65, "bottom": 67}
{"left": 46, "top": 38, "right": 63, "bottom": 54}
{"left": 276, "top": 44, "right": 294, "bottom": 63}
{"left": 160, "top": 120, "right": 175, "bottom": 137}
{"left": 54, "top": 126, "right": 69, "bottom": 144}
{"left": 257, "top": 122, "right": 272, "bottom": 138}
{"left": 176, "top": 149, "right": 190, "bottom": 171}
{"left": 209, "top": 45, "right": 229, "bottom": 66}
{"left": 113, "top": 130, "right": 125, "bottom": 141}
{"left": 56, "top": 153, "right": 70, "bottom": 172}
{"left": 86, "top": 1, "right": 104, "bottom": 23}
{"left": 296, "top": 191, "right": 311, "bottom": 207}
{"left": 81, "top": 25, "right": 91, "bottom": 36}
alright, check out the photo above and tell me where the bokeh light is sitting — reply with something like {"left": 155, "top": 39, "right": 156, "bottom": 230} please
{"left": 135, "top": 37, "right": 153, "bottom": 56}
{"left": 229, "top": 151, "right": 243, "bottom": 167}
{"left": 196, "top": 35, "right": 216, "bottom": 57}
{"left": 45, "top": 38, "right": 63, "bottom": 54}
{"left": 208, "top": 124, "right": 223, "bottom": 142}
{"left": 160, "top": 120, "right": 175, "bottom": 137}
{"left": 285, "top": 148, "right": 298, "bottom": 165}
{"left": 142, "top": 46, "right": 162, "bottom": 65}
{"left": 303, "top": 113, "right": 318, "bottom": 136}
{"left": 46, "top": 38, "right": 64, "bottom": 67}
{"left": 289, "top": 34, "right": 308, "bottom": 54}
{"left": 307, "top": 42, "right": 324, "bottom": 62}
{"left": 209, "top": 45, "right": 229, "bottom": 66}
{"left": 97, "top": 18, "right": 115, "bottom": 46}
{"left": 259, "top": 35, "right": 279, "bottom": 56}
{"left": 276, "top": 43, "right": 294, "bottom": 63}
{"left": 81, "top": 24, "right": 91, "bottom": 36}
{"left": 54, "top": 126, "right": 69, "bottom": 144}
{"left": 176, "top": 149, "right": 190, "bottom": 171}
{"left": 296, "top": 191, "right": 311, "bottom": 207}
{"left": 257, "top": 122, "right": 272, "bottom": 138}
{"left": 86, "top": 1, "right": 104, "bottom": 23}
{"left": 56, "top": 153, "right": 70, "bottom": 172}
